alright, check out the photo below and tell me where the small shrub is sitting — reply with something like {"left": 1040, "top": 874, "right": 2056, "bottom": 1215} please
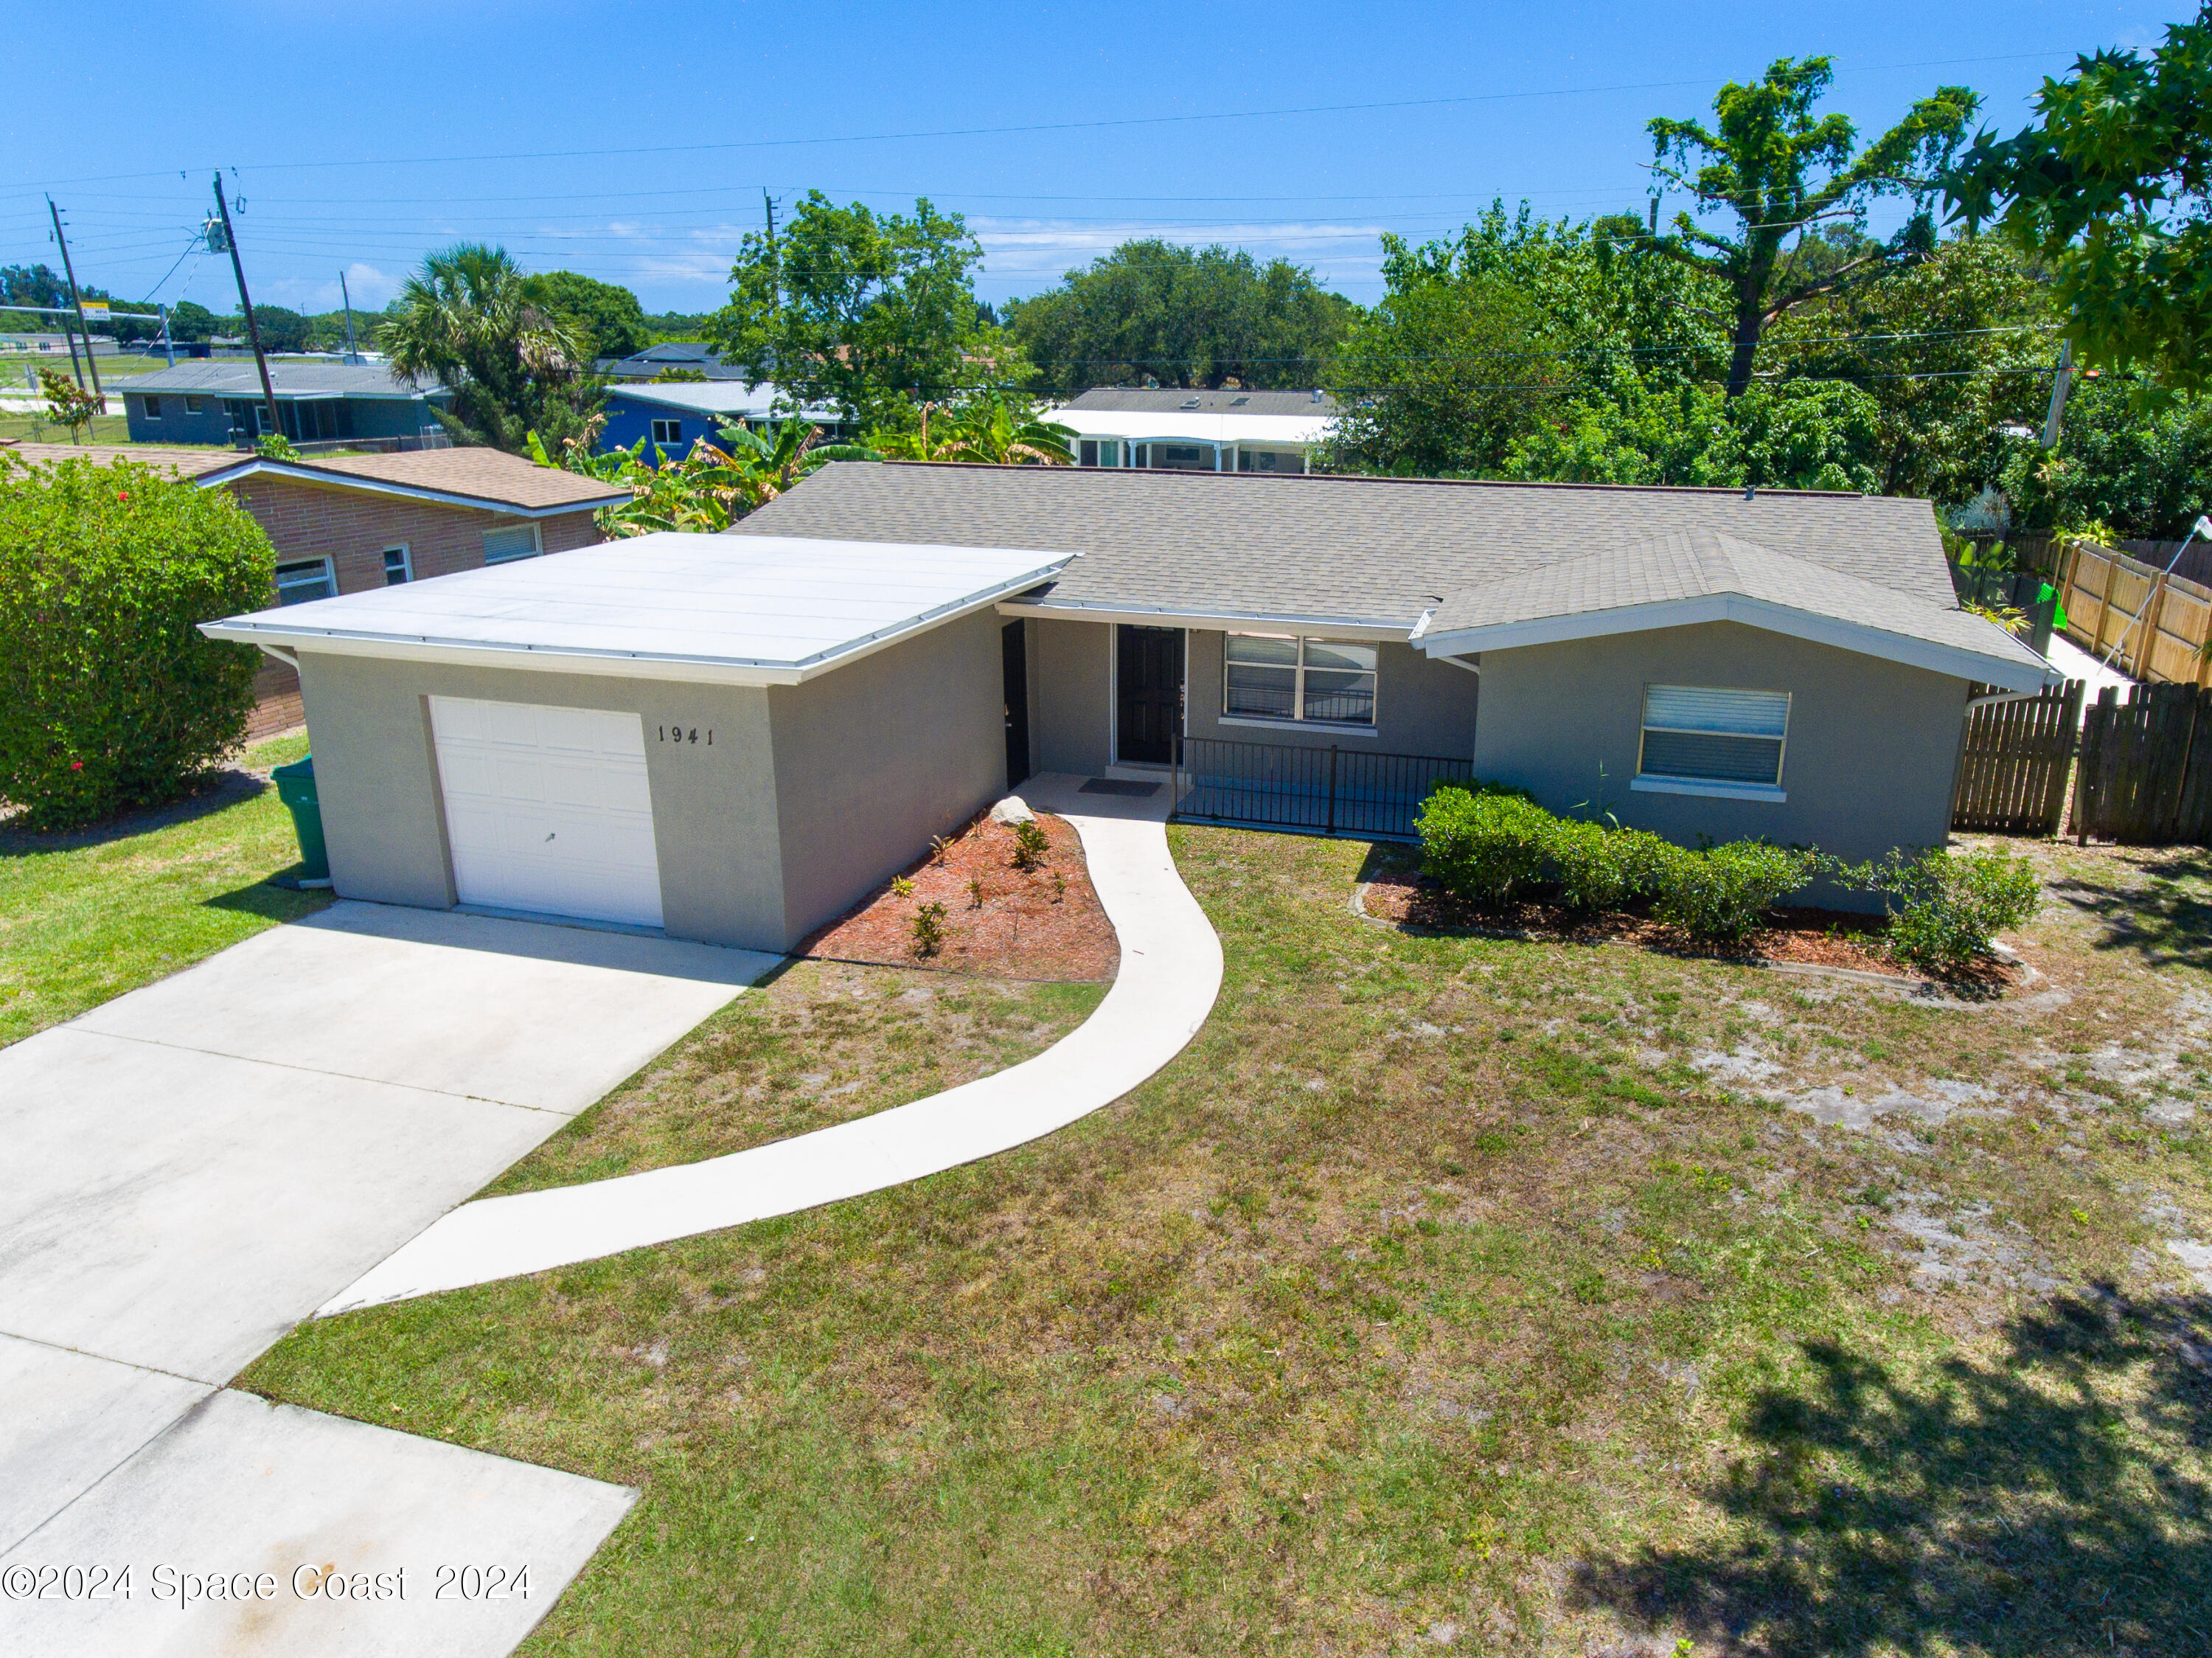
{"left": 1652, "top": 840, "right": 1819, "bottom": 945}
{"left": 1051, "top": 871, "right": 1068, "bottom": 903}
{"left": 911, "top": 901, "right": 947, "bottom": 957}
{"left": 1854, "top": 845, "right": 2041, "bottom": 971}
{"left": 929, "top": 833, "right": 952, "bottom": 864}
{"left": 966, "top": 875, "right": 984, "bottom": 909}
{"left": 890, "top": 875, "right": 914, "bottom": 898}
{"left": 1548, "top": 819, "right": 1673, "bottom": 912}
{"left": 1416, "top": 785, "right": 1555, "bottom": 908}
{"left": 1010, "top": 818, "right": 1050, "bottom": 870}
{"left": 0, "top": 454, "right": 271, "bottom": 831}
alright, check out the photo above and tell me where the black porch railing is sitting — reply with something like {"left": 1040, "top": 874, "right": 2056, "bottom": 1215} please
{"left": 1172, "top": 736, "right": 1472, "bottom": 839}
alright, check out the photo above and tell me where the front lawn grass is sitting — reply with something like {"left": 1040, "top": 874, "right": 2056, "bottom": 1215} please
{"left": 241, "top": 827, "right": 2212, "bottom": 1656}
{"left": 0, "top": 735, "right": 328, "bottom": 1046}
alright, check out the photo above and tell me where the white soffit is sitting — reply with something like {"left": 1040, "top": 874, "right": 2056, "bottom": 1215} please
{"left": 1043, "top": 409, "right": 1335, "bottom": 445}
{"left": 200, "top": 533, "right": 1071, "bottom": 684}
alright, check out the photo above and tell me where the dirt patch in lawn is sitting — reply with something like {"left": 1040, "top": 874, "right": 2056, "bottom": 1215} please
{"left": 1353, "top": 856, "right": 2020, "bottom": 993}
{"left": 796, "top": 808, "right": 1117, "bottom": 982}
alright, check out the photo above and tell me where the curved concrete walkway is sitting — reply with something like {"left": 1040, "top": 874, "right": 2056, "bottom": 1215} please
{"left": 321, "top": 773, "right": 1222, "bottom": 1313}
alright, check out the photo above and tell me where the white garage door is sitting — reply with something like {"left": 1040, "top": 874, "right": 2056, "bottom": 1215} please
{"left": 428, "top": 696, "right": 665, "bottom": 928}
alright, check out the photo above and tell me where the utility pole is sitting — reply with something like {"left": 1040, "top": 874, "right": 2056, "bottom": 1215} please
{"left": 763, "top": 190, "right": 781, "bottom": 316}
{"left": 340, "top": 270, "right": 358, "bottom": 363}
{"left": 46, "top": 197, "right": 102, "bottom": 403}
{"left": 2040, "top": 337, "right": 2074, "bottom": 448}
{"left": 212, "top": 173, "right": 281, "bottom": 441}
{"left": 158, "top": 303, "right": 175, "bottom": 367}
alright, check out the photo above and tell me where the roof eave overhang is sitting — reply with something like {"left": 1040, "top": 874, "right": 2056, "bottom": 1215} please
{"left": 199, "top": 558, "right": 1070, "bottom": 687}
{"left": 195, "top": 458, "right": 627, "bottom": 516}
{"left": 995, "top": 597, "right": 1413, "bottom": 643}
{"left": 1418, "top": 594, "right": 2062, "bottom": 692}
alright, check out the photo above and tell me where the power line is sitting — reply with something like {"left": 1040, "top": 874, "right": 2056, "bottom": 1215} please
{"left": 14, "top": 48, "right": 2081, "bottom": 190}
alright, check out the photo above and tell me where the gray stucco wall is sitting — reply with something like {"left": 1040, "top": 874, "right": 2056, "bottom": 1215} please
{"left": 1029, "top": 616, "right": 1113, "bottom": 775}
{"left": 294, "top": 651, "right": 785, "bottom": 949}
{"left": 765, "top": 606, "right": 1009, "bottom": 945}
{"left": 1470, "top": 621, "right": 1969, "bottom": 904}
{"left": 1184, "top": 631, "right": 1479, "bottom": 757}
{"left": 294, "top": 606, "right": 1010, "bottom": 954}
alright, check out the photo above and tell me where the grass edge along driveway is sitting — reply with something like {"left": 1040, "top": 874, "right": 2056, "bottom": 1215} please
{"left": 242, "top": 824, "right": 2212, "bottom": 1657}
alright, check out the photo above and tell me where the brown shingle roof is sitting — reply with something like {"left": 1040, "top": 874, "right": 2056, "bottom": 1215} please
{"left": 0, "top": 441, "right": 238, "bottom": 478}
{"left": 208, "top": 447, "right": 627, "bottom": 513}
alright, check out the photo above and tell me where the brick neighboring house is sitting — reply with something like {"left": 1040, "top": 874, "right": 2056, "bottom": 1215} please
{"left": 2, "top": 442, "right": 627, "bottom": 737}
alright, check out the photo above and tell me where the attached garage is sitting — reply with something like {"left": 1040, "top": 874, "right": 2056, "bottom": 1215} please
{"left": 204, "top": 533, "right": 1068, "bottom": 952}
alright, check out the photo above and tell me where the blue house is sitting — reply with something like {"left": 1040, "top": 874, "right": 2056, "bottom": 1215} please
{"left": 599, "top": 381, "right": 852, "bottom": 463}
{"left": 121, "top": 360, "right": 451, "bottom": 449}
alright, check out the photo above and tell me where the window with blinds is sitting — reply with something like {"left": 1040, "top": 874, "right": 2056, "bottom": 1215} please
{"left": 481, "top": 524, "right": 540, "bottom": 565}
{"left": 1224, "top": 634, "right": 1377, "bottom": 726}
{"left": 1638, "top": 685, "right": 1790, "bottom": 786}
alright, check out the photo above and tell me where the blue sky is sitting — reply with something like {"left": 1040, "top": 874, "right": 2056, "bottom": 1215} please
{"left": 0, "top": 1, "right": 2187, "bottom": 321}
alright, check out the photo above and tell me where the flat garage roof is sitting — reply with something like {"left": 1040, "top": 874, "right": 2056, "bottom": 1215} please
{"left": 201, "top": 532, "right": 1074, "bottom": 686}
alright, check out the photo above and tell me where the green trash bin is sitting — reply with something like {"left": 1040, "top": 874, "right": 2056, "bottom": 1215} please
{"left": 271, "top": 756, "right": 330, "bottom": 883}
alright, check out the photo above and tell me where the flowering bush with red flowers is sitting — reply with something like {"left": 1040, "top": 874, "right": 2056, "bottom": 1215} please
{"left": 0, "top": 453, "right": 271, "bottom": 830}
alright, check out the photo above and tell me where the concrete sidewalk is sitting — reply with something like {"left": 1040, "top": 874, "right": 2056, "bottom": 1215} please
{"left": 321, "top": 772, "right": 1224, "bottom": 1310}
{"left": 0, "top": 903, "right": 773, "bottom": 1655}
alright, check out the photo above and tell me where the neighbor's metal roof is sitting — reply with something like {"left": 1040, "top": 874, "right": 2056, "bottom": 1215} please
{"left": 603, "top": 380, "right": 839, "bottom": 420}
{"left": 1064, "top": 388, "right": 1340, "bottom": 416}
{"left": 200, "top": 533, "right": 1070, "bottom": 686}
{"left": 1041, "top": 406, "right": 1335, "bottom": 445}
{"left": 125, "top": 360, "right": 446, "bottom": 399}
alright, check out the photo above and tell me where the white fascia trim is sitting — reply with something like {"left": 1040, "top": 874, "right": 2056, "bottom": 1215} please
{"left": 1419, "top": 594, "right": 2059, "bottom": 692}
{"left": 198, "top": 561, "right": 1068, "bottom": 688}
{"left": 195, "top": 459, "right": 627, "bottom": 517}
{"left": 1630, "top": 775, "right": 1787, "bottom": 802}
{"left": 995, "top": 598, "right": 1412, "bottom": 643}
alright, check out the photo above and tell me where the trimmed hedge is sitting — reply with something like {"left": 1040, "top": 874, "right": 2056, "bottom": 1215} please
{"left": 1848, "top": 846, "right": 2042, "bottom": 971}
{"left": 1415, "top": 783, "right": 1817, "bottom": 943}
{"left": 0, "top": 454, "right": 273, "bottom": 831}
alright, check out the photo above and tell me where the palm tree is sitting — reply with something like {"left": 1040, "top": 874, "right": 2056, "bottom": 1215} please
{"left": 384, "top": 244, "right": 595, "bottom": 454}
{"left": 868, "top": 396, "right": 1075, "bottom": 465}
{"left": 529, "top": 418, "right": 877, "bottom": 537}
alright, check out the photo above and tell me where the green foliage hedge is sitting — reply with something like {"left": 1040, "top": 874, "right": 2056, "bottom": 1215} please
{"left": 1412, "top": 783, "right": 2042, "bottom": 967}
{"left": 1848, "top": 846, "right": 2042, "bottom": 971}
{"left": 0, "top": 455, "right": 272, "bottom": 831}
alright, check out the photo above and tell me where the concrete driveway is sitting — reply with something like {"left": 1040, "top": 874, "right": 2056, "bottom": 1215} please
{"left": 0, "top": 901, "right": 773, "bottom": 1656}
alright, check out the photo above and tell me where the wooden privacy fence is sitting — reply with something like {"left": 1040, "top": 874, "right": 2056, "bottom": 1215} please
{"left": 1952, "top": 680, "right": 2083, "bottom": 835}
{"left": 2055, "top": 540, "right": 2212, "bottom": 685}
{"left": 2072, "top": 682, "right": 2212, "bottom": 846}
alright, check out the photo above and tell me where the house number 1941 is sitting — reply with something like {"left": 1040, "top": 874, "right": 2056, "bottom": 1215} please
{"left": 658, "top": 725, "right": 712, "bottom": 745}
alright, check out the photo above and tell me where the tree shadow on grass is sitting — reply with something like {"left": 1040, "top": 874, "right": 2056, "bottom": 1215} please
{"left": 2046, "top": 847, "right": 2212, "bottom": 974}
{"left": 1571, "top": 1285, "right": 2212, "bottom": 1657}
{"left": 0, "top": 769, "right": 268, "bottom": 857}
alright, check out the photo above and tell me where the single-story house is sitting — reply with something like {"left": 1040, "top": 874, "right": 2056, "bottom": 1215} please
{"left": 201, "top": 462, "right": 2056, "bottom": 949}
{"left": 7, "top": 441, "right": 625, "bottom": 736}
{"left": 119, "top": 360, "right": 451, "bottom": 448}
{"left": 1047, "top": 386, "right": 1339, "bottom": 474}
{"left": 599, "top": 380, "right": 855, "bottom": 462}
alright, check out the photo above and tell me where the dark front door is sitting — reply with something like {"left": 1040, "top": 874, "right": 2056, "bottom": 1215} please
{"left": 1116, "top": 625, "right": 1184, "bottom": 765}
{"left": 1002, "top": 620, "right": 1031, "bottom": 788}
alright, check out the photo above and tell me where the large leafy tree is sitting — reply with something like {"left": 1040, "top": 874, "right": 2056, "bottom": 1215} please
{"left": 1944, "top": 7, "right": 2212, "bottom": 395}
{"left": 1999, "top": 375, "right": 2212, "bottom": 537}
{"left": 1646, "top": 57, "right": 1979, "bottom": 398}
{"left": 707, "top": 194, "right": 1004, "bottom": 428}
{"left": 1763, "top": 235, "right": 2055, "bottom": 497}
{"left": 383, "top": 243, "right": 598, "bottom": 454}
{"left": 1002, "top": 240, "right": 1355, "bottom": 393}
{"left": 525, "top": 271, "right": 650, "bottom": 361}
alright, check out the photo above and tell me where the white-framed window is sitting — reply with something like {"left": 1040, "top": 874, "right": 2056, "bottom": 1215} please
{"left": 1222, "top": 634, "right": 1378, "bottom": 726}
{"left": 1078, "top": 438, "right": 1121, "bottom": 468}
{"left": 481, "top": 523, "right": 541, "bottom": 565}
{"left": 1637, "top": 685, "right": 1790, "bottom": 788}
{"left": 381, "top": 544, "right": 413, "bottom": 585}
{"left": 274, "top": 556, "right": 335, "bottom": 606}
{"left": 650, "top": 417, "right": 684, "bottom": 445}
{"left": 139, "top": 395, "right": 161, "bottom": 420}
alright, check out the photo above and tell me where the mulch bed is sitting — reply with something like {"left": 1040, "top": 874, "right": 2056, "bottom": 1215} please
{"left": 1355, "top": 867, "right": 2019, "bottom": 992}
{"left": 794, "top": 809, "right": 1119, "bottom": 982}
